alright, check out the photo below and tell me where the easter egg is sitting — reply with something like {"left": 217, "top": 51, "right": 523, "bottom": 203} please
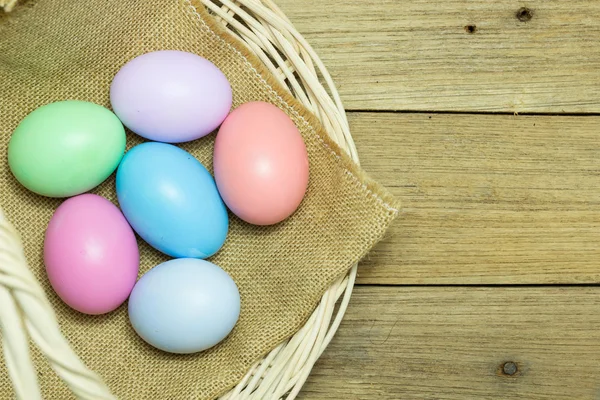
{"left": 8, "top": 100, "right": 126, "bottom": 197}
{"left": 214, "top": 102, "right": 309, "bottom": 225}
{"left": 110, "top": 50, "right": 232, "bottom": 143}
{"left": 116, "top": 142, "right": 228, "bottom": 258}
{"left": 128, "top": 258, "right": 240, "bottom": 354}
{"left": 44, "top": 194, "right": 139, "bottom": 315}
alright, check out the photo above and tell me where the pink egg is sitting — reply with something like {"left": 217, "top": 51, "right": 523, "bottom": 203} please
{"left": 44, "top": 194, "right": 139, "bottom": 315}
{"left": 214, "top": 102, "right": 309, "bottom": 225}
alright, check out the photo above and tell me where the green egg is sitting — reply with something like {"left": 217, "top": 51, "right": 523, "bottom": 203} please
{"left": 8, "top": 100, "right": 126, "bottom": 197}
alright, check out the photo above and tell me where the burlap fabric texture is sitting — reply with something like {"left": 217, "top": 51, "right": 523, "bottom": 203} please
{"left": 0, "top": 0, "right": 399, "bottom": 398}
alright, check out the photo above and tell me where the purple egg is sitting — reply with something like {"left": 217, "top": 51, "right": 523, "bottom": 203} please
{"left": 110, "top": 50, "right": 232, "bottom": 143}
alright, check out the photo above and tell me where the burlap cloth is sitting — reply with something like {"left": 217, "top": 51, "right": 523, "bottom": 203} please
{"left": 0, "top": 0, "right": 399, "bottom": 398}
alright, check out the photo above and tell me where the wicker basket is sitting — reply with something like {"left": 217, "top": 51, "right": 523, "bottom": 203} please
{"left": 0, "top": 0, "right": 359, "bottom": 398}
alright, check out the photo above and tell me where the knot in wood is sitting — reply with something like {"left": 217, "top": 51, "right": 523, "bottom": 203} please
{"left": 502, "top": 361, "right": 518, "bottom": 376}
{"left": 516, "top": 7, "right": 533, "bottom": 22}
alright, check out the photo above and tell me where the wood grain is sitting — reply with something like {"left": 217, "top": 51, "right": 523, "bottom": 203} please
{"left": 350, "top": 112, "right": 600, "bottom": 284}
{"left": 277, "top": 0, "right": 600, "bottom": 113}
{"left": 300, "top": 286, "right": 600, "bottom": 399}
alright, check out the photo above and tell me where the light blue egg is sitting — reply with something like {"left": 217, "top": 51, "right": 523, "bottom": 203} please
{"left": 128, "top": 258, "right": 240, "bottom": 354}
{"left": 116, "top": 142, "right": 228, "bottom": 258}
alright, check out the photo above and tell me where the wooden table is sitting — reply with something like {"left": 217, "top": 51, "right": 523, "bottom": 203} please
{"left": 275, "top": 1, "right": 600, "bottom": 398}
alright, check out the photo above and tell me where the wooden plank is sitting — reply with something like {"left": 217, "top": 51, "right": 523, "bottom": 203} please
{"left": 350, "top": 112, "right": 600, "bottom": 284}
{"left": 277, "top": 0, "right": 600, "bottom": 112}
{"left": 300, "top": 286, "right": 600, "bottom": 399}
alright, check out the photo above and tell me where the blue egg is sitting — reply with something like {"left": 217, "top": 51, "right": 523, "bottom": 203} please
{"left": 128, "top": 258, "right": 240, "bottom": 354}
{"left": 116, "top": 142, "right": 228, "bottom": 258}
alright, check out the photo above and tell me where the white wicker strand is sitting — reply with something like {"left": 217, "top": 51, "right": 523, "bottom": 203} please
{"left": 267, "top": 299, "right": 327, "bottom": 398}
{"left": 246, "top": 0, "right": 350, "bottom": 133}
{"left": 219, "top": 1, "right": 319, "bottom": 118}
{"left": 203, "top": 1, "right": 315, "bottom": 111}
{"left": 259, "top": 0, "right": 342, "bottom": 118}
{"left": 215, "top": 1, "right": 330, "bottom": 119}
{"left": 0, "top": 0, "right": 17, "bottom": 12}
{"left": 223, "top": 267, "right": 353, "bottom": 399}
{"left": 207, "top": 0, "right": 358, "bottom": 163}
{"left": 230, "top": 342, "right": 285, "bottom": 400}
{"left": 0, "top": 228, "right": 40, "bottom": 400}
{"left": 285, "top": 271, "right": 354, "bottom": 399}
{"left": 286, "top": 275, "right": 344, "bottom": 383}
{"left": 0, "top": 287, "right": 41, "bottom": 400}
{"left": 214, "top": 4, "right": 295, "bottom": 93}
{"left": 273, "top": 288, "right": 335, "bottom": 399}
{"left": 214, "top": 4, "right": 341, "bottom": 157}
{"left": 241, "top": 0, "right": 352, "bottom": 140}
{"left": 244, "top": 306, "right": 322, "bottom": 399}
{"left": 0, "top": 210, "right": 115, "bottom": 399}
{"left": 286, "top": 274, "right": 345, "bottom": 396}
